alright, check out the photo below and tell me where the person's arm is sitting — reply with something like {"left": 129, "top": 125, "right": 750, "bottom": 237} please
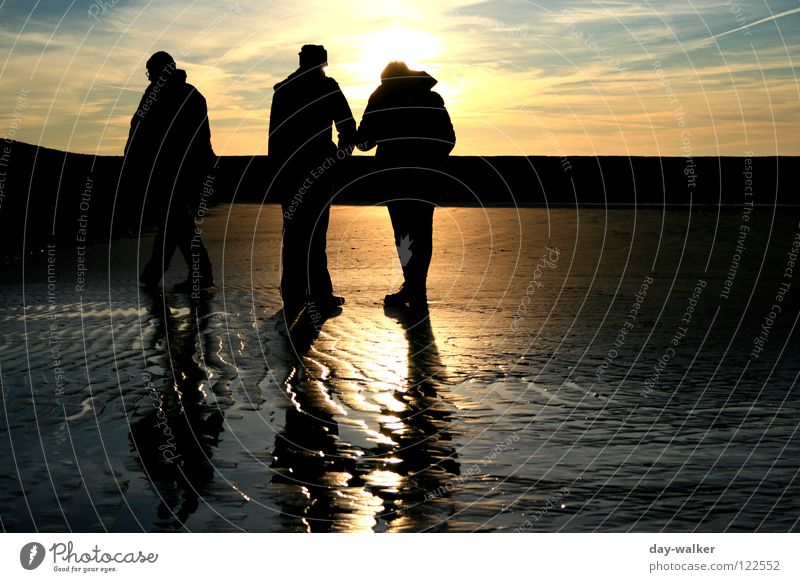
{"left": 124, "top": 91, "right": 148, "bottom": 157}
{"left": 356, "top": 91, "right": 380, "bottom": 152}
{"left": 184, "top": 89, "right": 210, "bottom": 142}
{"left": 177, "top": 87, "right": 214, "bottom": 172}
{"left": 124, "top": 117, "right": 137, "bottom": 157}
{"left": 330, "top": 81, "right": 357, "bottom": 151}
{"left": 194, "top": 91, "right": 214, "bottom": 160}
{"left": 430, "top": 92, "right": 455, "bottom": 156}
{"left": 268, "top": 87, "right": 286, "bottom": 159}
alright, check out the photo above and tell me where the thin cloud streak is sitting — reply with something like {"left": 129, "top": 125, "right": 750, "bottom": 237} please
{"left": 711, "top": 6, "right": 800, "bottom": 40}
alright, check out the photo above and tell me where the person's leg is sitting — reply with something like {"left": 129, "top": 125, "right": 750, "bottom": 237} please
{"left": 403, "top": 200, "right": 434, "bottom": 294}
{"left": 387, "top": 200, "right": 433, "bottom": 296}
{"left": 306, "top": 168, "right": 333, "bottom": 307}
{"left": 140, "top": 222, "right": 165, "bottom": 285}
{"left": 180, "top": 172, "right": 214, "bottom": 279}
{"left": 173, "top": 205, "right": 214, "bottom": 291}
{"left": 189, "top": 235, "right": 214, "bottom": 281}
{"left": 141, "top": 205, "right": 180, "bottom": 286}
{"left": 304, "top": 166, "right": 342, "bottom": 312}
{"left": 281, "top": 203, "right": 307, "bottom": 314}
{"left": 307, "top": 198, "right": 334, "bottom": 301}
{"left": 387, "top": 200, "right": 406, "bottom": 251}
{"left": 385, "top": 201, "right": 419, "bottom": 306}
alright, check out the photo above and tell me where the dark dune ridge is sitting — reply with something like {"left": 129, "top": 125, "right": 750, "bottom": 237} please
{"left": 0, "top": 140, "right": 796, "bottom": 257}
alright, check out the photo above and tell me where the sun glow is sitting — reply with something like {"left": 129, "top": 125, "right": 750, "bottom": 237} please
{"left": 339, "top": 27, "right": 443, "bottom": 100}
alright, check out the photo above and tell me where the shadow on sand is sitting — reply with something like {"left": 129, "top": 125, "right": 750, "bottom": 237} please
{"left": 268, "top": 305, "right": 460, "bottom": 532}
{"left": 128, "top": 290, "right": 224, "bottom": 529}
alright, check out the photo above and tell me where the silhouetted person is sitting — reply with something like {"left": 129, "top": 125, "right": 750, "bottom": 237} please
{"left": 358, "top": 62, "right": 455, "bottom": 310}
{"left": 269, "top": 44, "right": 357, "bottom": 321}
{"left": 125, "top": 51, "right": 215, "bottom": 293}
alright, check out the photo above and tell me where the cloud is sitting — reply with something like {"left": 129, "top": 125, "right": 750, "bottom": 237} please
{"left": 0, "top": 0, "right": 797, "bottom": 155}
{"left": 711, "top": 6, "right": 800, "bottom": 39}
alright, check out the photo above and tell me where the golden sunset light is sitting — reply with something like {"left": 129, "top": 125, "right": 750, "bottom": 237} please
{"left": 1, "top": 0, "right": 800, "bottom": 565}
{"left": 1, "top": 0, "right": 797, "bottom": 156}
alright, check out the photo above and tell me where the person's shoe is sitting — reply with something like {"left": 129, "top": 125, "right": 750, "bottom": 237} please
{"left": 313, "top": 294, "right": 346, "bottom": 313}
{"left": 384, "top": 287, "right": 409, "bottom": 307}
{"left": 385, "top": 286, "right": 427, "bottom": 309}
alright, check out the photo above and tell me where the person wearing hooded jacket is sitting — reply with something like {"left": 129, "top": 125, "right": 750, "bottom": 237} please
{"left": 125, "top": 51, "right": 215, "bottom": 293}
{"left": 269, "top": 44, "right": 357, "bottom": 320}
{"left": 357, "top": 61, "right": 455, "bottom": 310}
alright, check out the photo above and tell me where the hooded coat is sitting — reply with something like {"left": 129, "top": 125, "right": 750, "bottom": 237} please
{"left": 357, "top": 70, "right": 455, "bottom": 167}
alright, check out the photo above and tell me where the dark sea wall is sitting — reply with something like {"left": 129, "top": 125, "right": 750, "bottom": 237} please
{"left": 0, "top": 140, "right": 796, "bottom": 257}
{"left": 218, "top": 153, "right": 793, "bottom": 207}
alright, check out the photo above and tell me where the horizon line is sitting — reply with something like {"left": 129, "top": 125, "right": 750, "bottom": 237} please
{"left": 4, "top": 140, "right": 798, "bottom": 159}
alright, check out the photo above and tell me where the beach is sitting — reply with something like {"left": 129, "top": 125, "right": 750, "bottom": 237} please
{"left": 1, "top": 203, "right": 798, "bottom": 532}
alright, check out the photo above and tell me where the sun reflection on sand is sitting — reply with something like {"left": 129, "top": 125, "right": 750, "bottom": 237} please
{"left": 268, "top": 306, "right": 459, "bottom": 531}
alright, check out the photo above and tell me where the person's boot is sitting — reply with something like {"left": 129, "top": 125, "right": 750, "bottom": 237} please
{"left": 384, "top": 286, "right": 409, "bottom": 307}
{"left": 384, "top": 285, "right": 427, "bottom": 309}
{"left": 313, "top": 294, "right": 346, "bottom": 314}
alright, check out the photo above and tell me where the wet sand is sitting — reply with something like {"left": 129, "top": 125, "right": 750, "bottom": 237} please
{"left": 1, "top": 203, "right": 799, "bottom": 532}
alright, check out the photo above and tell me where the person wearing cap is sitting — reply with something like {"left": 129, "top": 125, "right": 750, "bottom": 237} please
{"left": 269, "top": 44, "right": 357, "bottom": 320}
{"left": 125, "top": 51, "right": 215, "bottom": 293}
{"left": 357, "top": 61, "right": 455, "bottom": 311}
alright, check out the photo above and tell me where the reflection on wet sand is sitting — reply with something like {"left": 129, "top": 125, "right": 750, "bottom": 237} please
{"left": 128, "top": 291, "right": 225, "bottom": 529}
{"left": 4, "top": 206, "right": 798, "bottom": 532}
{"left": 270, "top": 306, "right": 460, "bottom": 532}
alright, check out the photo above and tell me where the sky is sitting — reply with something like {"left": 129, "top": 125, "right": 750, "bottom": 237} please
{"left": 0, "top": 0, "right": 798, "bottom": 156}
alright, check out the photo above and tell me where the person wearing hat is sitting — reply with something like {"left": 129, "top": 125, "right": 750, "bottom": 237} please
{"left": 269, "top": 44, "right": 357, "bottom": 321}
{"left": 125, "top": 51, "right": 215, "bottom": 293}
{"left": 357, "top": 61, "right": 456, "bottom": 311}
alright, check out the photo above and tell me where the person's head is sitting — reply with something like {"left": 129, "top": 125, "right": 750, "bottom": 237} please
{"left": 146, "top": 51, "right": 176, "bottom": 80}
{"left": 299, "top": 44, "right": 327, "bottom": 71}
{"left": 382, "top": 61, "right": 416, "bottom": 82}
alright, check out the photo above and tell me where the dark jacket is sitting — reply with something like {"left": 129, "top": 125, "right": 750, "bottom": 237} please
{"left": 357, "top": 71, "right": 455, "bottom": 167}
{"left": 124, "top": 67, "right": 214, "bottom": 190}
{"left": 269, "top": 68, "right": 357, "bottom": 163}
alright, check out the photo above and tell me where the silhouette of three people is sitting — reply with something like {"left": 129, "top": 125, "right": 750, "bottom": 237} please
{"left": 128, "top": 49, "right": 455, "bottom": 314}
{"left": 123, "top": 48, "right": 459, "bottom": 531}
